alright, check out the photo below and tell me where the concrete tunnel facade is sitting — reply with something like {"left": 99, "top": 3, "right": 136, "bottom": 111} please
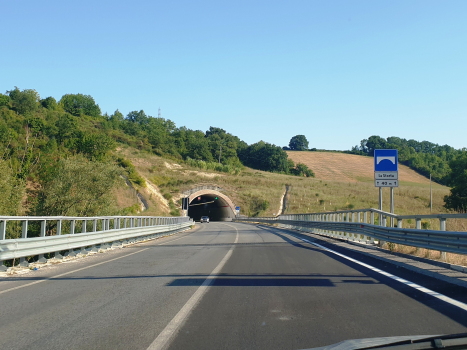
{"left": 187, "top": 189, "right": 236, "bottom": 222}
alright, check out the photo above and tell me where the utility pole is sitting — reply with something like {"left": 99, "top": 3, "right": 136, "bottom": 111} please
{"left": 158, "top": 107, "right": 161, "bottom": 118}
{"left": 430, "top": 173, "right": 433, "bottom": 213}
{"left": 219, "top": 144, "right": 222, "bottom": 164}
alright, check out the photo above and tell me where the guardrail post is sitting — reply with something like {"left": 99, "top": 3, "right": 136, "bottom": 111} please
{"left": 397, "top": 219, "right": 402, "bottom": 228}
{"left": 82, "top": 220, "right": 87, "bottom": 233}
{"left": 332, "top": 214, "right": 336, "bottom": 237}
{"left": 41, "top": 220, "right": 47, "bottom": 237}
{"left": 414, "top": 218, "right": 421, "bottom": 253}
{"left": 351, "top": 212, "right": 356, "bottom": 241}
{"left": 38, "top": 220, "right": 48, "bottom": 263}
{"left": 19, "top": 220, "right": 29, "bottom": 266}
{"left": 370, "top": 211, "right": 375, "bottom": 225}
{"left": 1, "top": 219, "right": 6, "bottom": 240}
{"left": 363, "top": 212, "right": 371, "bottom": 242}
{"left": 93, "top": 219, "right": 97, "bottom": 232}
{"left": 440, "top": 218, "right": 447, "bottom": 261}
{"left": 22, "top": 220, "right": 28, "bottom": 238}
{"left": 70, "top": 220, "right": 75, "bottom": 234}
{"left": 57, "top": 220, "right": 62, "bottom": 236}
{"left": 416, "top": 218, "right": 421, "bottom": 230}
{"left": 378, "top": 216, "right": 387, "bottom": 247}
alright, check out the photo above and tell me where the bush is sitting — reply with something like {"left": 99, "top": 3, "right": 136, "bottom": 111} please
{"left": 36, "top": 155, "right": 122, "bottom": 216}
{"left": 185, "top": 157, "right": 242, "bottom": 174}
{"left": 117, "top": 157, "right": 146, "bottom": 187}
{"left": 421, "top": 221, "right": 430, "bottom": 230}
{"left": 247, "top": 195, "right": 269, "bottom": 217}
{"left": 0, "top": 160, "right": 25, "bottom": 215}
{"left": 290, "top": 163, "right": 315, "bottom": 177}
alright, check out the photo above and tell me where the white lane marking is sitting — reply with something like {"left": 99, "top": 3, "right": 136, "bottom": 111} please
{"left": 0, "top": 232, "right": 192, "bottom": 296}
{"left": 289, "top": 233, "right": 467, "bottom": 312}
{"left": 147, "top": 224, "right": 239, "bottom": 350}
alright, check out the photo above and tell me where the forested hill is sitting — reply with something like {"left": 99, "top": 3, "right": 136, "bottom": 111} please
{"left": 350, "top": 136, "right": 462, "bottom": 185}
{"left": 0, "top": 87, "right": 313, "bottom": 216}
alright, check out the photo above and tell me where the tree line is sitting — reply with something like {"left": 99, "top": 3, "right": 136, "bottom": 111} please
{"left": 0, "top": 87, "right": 314, "bottom": 217}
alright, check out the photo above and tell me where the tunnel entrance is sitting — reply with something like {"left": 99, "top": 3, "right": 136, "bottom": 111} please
{"left": 186, "top": 189, "right": 236, "bottom": 222}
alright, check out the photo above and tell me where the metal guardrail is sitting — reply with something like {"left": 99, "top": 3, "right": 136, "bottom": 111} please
{"left": 235, "top": 208, "right": 467, "bottom": 259}
{"left": 0, "top": 215, "right": 193, "bottom": 270}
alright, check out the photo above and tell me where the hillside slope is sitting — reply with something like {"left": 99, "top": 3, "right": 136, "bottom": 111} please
{"left": 287, "top": 151, "right": 434, "bottom": 185}
{"left": 117, "top": 146, "right": 451, "bottom": 225}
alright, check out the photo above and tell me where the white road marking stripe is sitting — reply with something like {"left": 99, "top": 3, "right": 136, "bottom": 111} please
{"left": 0, "top": 232, "right": 192, "bottom": 295}
{"left": 294, "top": 234, "right": 467, "bottom": 312}
{"left": 147, "top": 223, "right": 239, "bottom": 350}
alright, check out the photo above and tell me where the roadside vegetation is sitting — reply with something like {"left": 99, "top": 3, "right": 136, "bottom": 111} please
{"left": 1, "top": 86, "right": 466, "bottom": 221}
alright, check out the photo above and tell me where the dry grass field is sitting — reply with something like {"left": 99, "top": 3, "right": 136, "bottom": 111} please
{"left": 286, "top": 151, "right": 431, "bottom": 184}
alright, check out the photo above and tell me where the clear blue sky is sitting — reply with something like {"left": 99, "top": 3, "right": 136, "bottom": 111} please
{"left": 2, "top": 1, "right": 466, "bottom": 150}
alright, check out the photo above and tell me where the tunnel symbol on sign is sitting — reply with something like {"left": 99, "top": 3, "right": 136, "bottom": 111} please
{"left": 376, "top": 156, "right": 396, "bottom": 165}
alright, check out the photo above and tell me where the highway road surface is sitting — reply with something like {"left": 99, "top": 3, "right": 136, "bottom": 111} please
{"left": 1, "top": 222, "right": 467, "bottom": 350}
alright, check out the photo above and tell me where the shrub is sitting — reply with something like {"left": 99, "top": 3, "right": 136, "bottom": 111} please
{"left": 117, "top": 157, "right": 146, "bottom": 187}
{"left": 0, "top": 160, "right": 25, "bottom": 215}
{"left": 421, "top": 221, "right": 431, "bottom": 230}
{"left": 36, "top": 155, "right": 122, "bottom": 216}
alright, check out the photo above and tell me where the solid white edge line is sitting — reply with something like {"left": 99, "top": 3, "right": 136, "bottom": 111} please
{"left": 147, "top": 223, "right": 239, "bottom": 350}
{"left": 0, "top": 231, "right": 192, "bottom": 296}
{"left": 293, "top": 235, "right": 467, "bottom": 312}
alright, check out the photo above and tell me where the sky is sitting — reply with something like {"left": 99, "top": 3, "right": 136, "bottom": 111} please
{"left": 2, "top": 0, "right": 466, "bottom": 150}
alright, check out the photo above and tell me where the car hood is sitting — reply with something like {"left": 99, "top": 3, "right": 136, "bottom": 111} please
{"left": 302, "top": 335, "right": 438, "bottom": 350}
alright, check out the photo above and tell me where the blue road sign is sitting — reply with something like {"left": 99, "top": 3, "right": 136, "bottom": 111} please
{"left": 236, "top": 206, "right": 240, "bottom": 210}
{"left": 374, "top": 149, "right": 398, "bottom": 172}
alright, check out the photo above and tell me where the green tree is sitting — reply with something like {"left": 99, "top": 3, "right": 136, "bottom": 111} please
{"left": 55, "top": 114, "right": 78, "bottom": 144}
{"left": 109, "top": 109, "right": 124, "bottom": 129}
{"left": 73, "top": 131, "right": 116, "bottom": 160}
{"left": 239, "top": 141, "right": 290, "bottom": 173}
{"left": 0, "top": 160, "right": 25, "bottom": 215}
{"left": 444, "top": 151, "right": 467, "bottom": 211}
{"left": 289, "top": 135, "right": 309, "bottom": 151}
{"left": 7, "top": 87, "right": 40, "bottom": 115}
{"left": 40, "top": 96, "right": 58, "bottom": 110}
{"left": 59, "top": 93, "right": 101, "bottom": 118}
{"left": 36, "top": 155, "right": 122, "bottom": 216}
{"left": 0, "top": 93, "right": 11, "bottom": 108}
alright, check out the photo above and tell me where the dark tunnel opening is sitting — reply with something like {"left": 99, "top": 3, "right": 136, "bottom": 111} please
{"left": 187, "top": 194, "right": 234, "bottom": 222}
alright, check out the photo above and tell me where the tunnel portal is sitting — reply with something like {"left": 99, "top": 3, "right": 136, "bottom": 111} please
{"left": 187, "top": 189, "right": 236, "bottom": 222}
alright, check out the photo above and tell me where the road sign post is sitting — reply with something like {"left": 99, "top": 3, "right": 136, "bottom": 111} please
{"left": 374, "top": 149, "right": 399, "bottom": 229}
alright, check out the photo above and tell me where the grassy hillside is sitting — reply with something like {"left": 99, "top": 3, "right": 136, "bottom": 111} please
{"left": 119, "top": 148, "right": 451, "bottom": 224}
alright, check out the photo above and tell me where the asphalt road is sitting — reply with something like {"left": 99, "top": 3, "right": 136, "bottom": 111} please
{"left": 1, "top": 222, "right": 467, "bottom": 350}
